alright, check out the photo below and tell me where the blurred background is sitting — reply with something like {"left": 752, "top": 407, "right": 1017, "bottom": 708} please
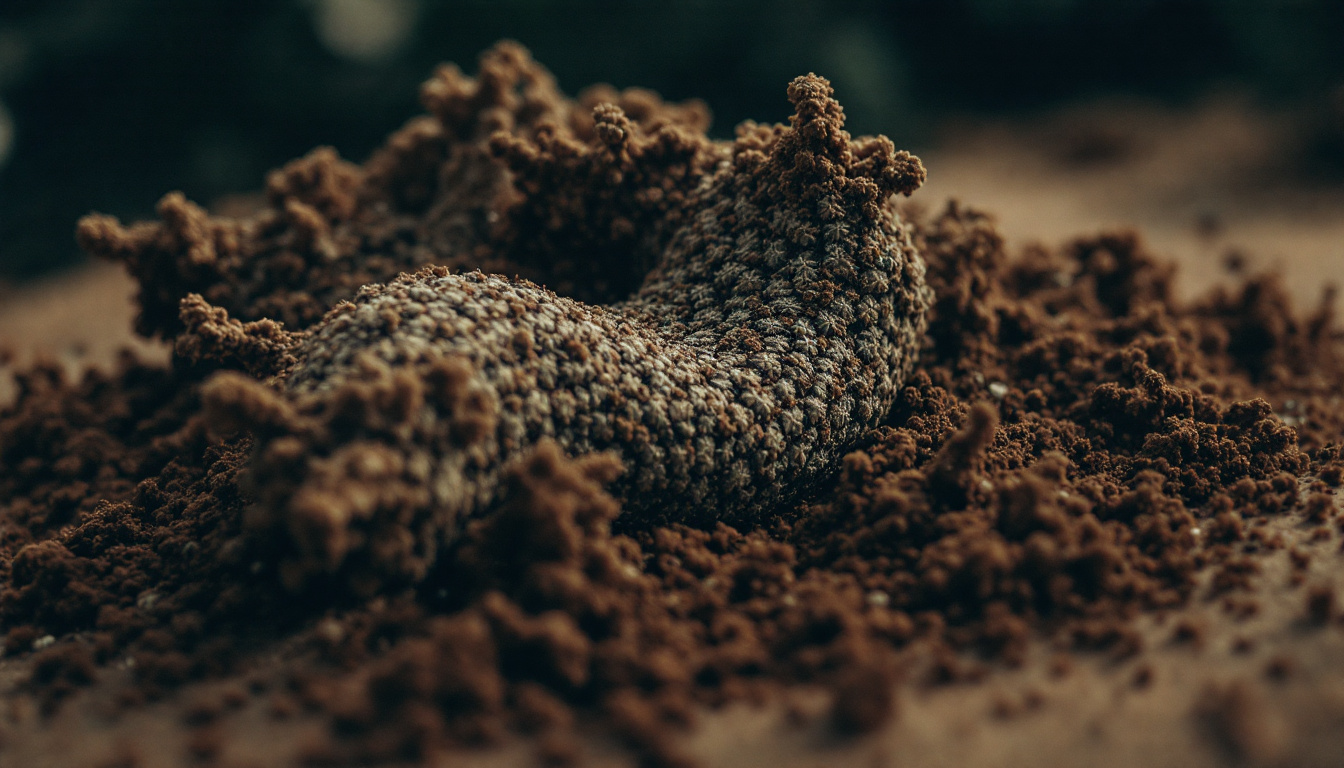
{"left": 1, "top": 0, "right": 1344, "bottom": 282}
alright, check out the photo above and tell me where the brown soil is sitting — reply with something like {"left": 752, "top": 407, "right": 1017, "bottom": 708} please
{"left": 2, "top": 43, "right": 1343, "bottom": 768}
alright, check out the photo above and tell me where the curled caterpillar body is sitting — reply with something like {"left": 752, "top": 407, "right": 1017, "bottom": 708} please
{"left": 205, "top": 74, "right": 930, "bottom": 592}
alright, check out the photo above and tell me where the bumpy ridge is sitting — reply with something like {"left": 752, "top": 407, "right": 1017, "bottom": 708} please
{"left": 209, "top": 74, "right": 931, "bottom": 590}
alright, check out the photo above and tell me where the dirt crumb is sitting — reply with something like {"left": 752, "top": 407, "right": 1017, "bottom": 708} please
{"left": 1193, "top": 680, "right": 1286, "bottom": 764}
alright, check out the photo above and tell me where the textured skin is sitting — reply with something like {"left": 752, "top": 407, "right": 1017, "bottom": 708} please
{"left": 281, "top": 74, "right": 931, "bottom": 538}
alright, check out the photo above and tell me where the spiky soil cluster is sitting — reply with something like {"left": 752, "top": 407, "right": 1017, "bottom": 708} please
{"left": 2, "top": 42, "right": 1343, "bottom": 768}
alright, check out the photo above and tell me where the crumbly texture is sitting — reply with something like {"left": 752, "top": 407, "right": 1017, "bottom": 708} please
{"left": 74, "top": 41, "right": 717, "bottom": 339}
{"left": 206, "top": 74, "right": 928, "bottom": 591}
{"left": 3, "top": 42, "right": 1344, "bottom": 768}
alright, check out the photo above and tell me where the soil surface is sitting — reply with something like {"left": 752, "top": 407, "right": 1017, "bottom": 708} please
{"left": 2, "top": 46, "right": 1343, "bottom": 768}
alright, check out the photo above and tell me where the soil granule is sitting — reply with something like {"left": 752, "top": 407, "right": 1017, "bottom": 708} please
{"left": 3, "top": 41, "right": 1344, "bottom": 767}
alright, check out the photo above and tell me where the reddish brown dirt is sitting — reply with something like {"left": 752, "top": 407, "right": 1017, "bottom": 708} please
{"left": 2, "top": 43, "right": 1344, "bottom": 768}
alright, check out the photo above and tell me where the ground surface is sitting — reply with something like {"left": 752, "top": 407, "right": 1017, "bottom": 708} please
{"left": 2, "top": 97, "right": 1343, "bottom": 767}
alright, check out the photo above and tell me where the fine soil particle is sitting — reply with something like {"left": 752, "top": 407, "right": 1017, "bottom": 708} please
{"left": 3, "top": 41, "right": 1344, "bottom": 767}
